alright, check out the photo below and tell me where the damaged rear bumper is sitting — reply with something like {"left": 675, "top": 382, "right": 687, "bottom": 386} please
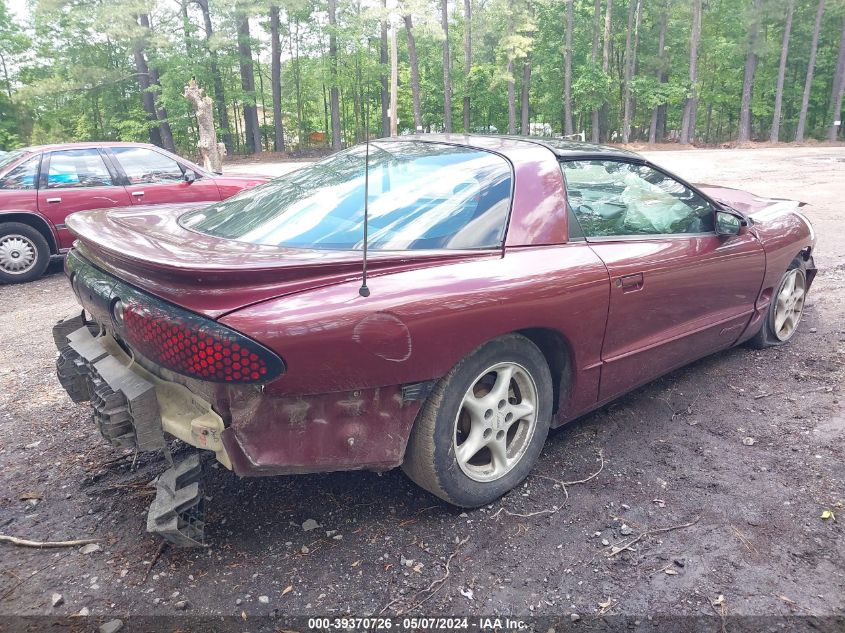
{"left": 57, "top": 319, "right": 166, "bottom": 451}
{"left": 53, "top": 313, "right": 221, "bottom": 547}
{"left": 54, "top": 313, "right": 231, "bottom": 466}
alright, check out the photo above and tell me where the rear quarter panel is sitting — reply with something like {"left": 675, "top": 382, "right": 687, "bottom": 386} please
{"left": 220, "top": 244, "right": 610, "bottom": 417}
{"left": 217, "top": 244, "right": 609, "bottom": 475}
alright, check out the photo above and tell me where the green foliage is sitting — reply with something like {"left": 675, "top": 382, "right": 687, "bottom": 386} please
{"left": 632, "top": 76, "right": 687, "bottom": 110}
{"left": 0, "top": 0, "right": 843, "bottom": 153}
{"left": 572, "top": 65, "right": 611, "bottom": 114}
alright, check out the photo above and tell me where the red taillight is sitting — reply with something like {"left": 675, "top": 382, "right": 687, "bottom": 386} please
{"left": 118, "top": 297, "right": 284, "bottom": 384}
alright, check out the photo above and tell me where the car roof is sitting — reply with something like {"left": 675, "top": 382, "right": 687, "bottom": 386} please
{"left": 380, "top": 134, "right": 643, "bottom": 161}
{"left": 18, "top": 141, "right": 160, "bottom": 153}
{"left": 508, "top": 136, "right": 643, "bottom": 160}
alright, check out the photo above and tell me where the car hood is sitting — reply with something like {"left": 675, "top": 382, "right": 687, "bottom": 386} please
{"left": 66, "top": 204, "right": 496, "bottom": 319}
{"left": 696, "top": 184, "right": 806, "bottom": 219}
{"left": 211, "top": 174, "right": 269, "bottom": 187}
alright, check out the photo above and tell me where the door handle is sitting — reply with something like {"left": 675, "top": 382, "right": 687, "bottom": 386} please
{"left": 616, "top": 273, "right": 644, "bottom": 292}
{"left": 45, "top": 197, "right": 62, "bottom": 203}
{"left": 131, "top": 191, "right": 145, "bottom": 197}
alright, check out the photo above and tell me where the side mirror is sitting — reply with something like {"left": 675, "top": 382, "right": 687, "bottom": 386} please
{"left": 715, "top": 210, "right": 747, "bottom": 236}
{"left": 183, "top": 169, "right": 197, "bottom": 183}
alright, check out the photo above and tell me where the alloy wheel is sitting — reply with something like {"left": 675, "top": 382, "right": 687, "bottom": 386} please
{"left": 773, "top": 268, "right": 806, "bottom": 341}
{"left": 453, "top": 362, "right": 539, "bottom": 483}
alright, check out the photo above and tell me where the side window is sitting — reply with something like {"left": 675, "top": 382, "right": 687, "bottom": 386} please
{"left": 47, "top": 149, "right": 113, "bottom": 189}
{"left": 0, "top": 156, "right": 39, "bottom": 190}
{"left": 560, "top": 160, "right": 715, "bottom": 237}
{"left": 112, "top": 147, "right": 184, "bottom": 185}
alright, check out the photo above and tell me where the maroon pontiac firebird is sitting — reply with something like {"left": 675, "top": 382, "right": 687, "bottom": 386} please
{"left": 52, "top": 136, "right": 816, "bottom": 546}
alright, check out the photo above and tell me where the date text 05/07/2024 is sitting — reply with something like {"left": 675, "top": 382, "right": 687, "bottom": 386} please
{"left": 306, "top": 617, "right": 529, "bottom": 631}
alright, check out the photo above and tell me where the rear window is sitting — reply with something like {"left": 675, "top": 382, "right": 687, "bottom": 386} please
{"left": 0, "top": 154, "right": 38, "bottom": 190}
{"left": 0, "top": 150, "right": 31, "bottom": 174}
{"left": 181, "top": 142, "right": 512, "bottom": 251}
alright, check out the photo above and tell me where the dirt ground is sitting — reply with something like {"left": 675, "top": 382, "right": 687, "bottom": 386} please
{"left": 0, "top": 146, "right": 843, "bottom": 630}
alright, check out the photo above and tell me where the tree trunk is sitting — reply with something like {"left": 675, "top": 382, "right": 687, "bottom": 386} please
{"left": 507, "top": 57, "right": 516, "bottom": 134}
{"left": 237, "top": 15, "right": 263, "bottom": 153}
{"left": 137, "top": 14, "right": 175, "bottom": 152}
{"left": 796, "top": 0, "right": 825, "bottom": 141}
{"left": 290, "top": 18, "right": 304, "bottom": 149}
{"left": 599, "top": 0, "right": 612, "bottom": 141}
{"left": 195, "top": 0, "right": 233, "bottom": 154}
{"left": 131, "top": 27, "right": 163, "bottom": 148}
{"left": 0, "top": 52, "right": 11, "bottom": 99}
{"left": 563, "top": 0, "right": 573, "bottom": 135}
{"left": 621, "top": 0, "right": 640, "bottom": 143}
{"left": 649, "top": 8, "right": 668, "bottom": 143}
{"left": 827, "top": 14, "right": 845, "bottom": 141}
{"left": 441, "top": 0, "right": 453, "bottom": 132}
{"left": 602, "top": 0, "right": 611, "bottom": 72}
{"left": 507, "top": 15, "right": 516, "bottom": 135}
{"left": 328, "top": 0, "right": 342, "bottom": 149}
{"left": 590, "top": 0, "right": 601, "bottom": 143}
{"left": 380, "top": 0, "right": 389, "bottom": 137}
{"left": 521, "top": 59, "right": 531, "bottom": 134}
{"left": 322, "top": 81, "right": 329, "bottom": 145}
{"left": 463, "top": 0, "right": 472, "bottom": 132}
{"left": 389, "top": 25, "right": 398, "bottom": 136}
{"left": 270, "top": 6, "right": 285, "bottom": 152}
{"left": 770, "top": 0, "right": 794, "bottom": 142}
{"left": 232, "top": 100, "right": 241, "bottom": 152}
{"left": 738, "top": 0, "right": 762, "bottom": 143}
{"left": 353, "top": 51, "right": 362, "bottom": 142}
{"left": 180, "top": 0, "right": 193, "bottom": 56}
{"left": 148, "top": 66, "right": 176, "bottom": 152}
{"left": 680, "top": 0, "right": 701, "bottom": 144}
{"left": 404, "top": 15, "right": 423, "bottom": 131}
{"left": 184, "top": 80, "right": 226, "bottom": 172}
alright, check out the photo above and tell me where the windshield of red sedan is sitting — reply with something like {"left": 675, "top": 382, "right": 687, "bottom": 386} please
{"left": 181, "top": 141, "right": 513, "bottom": 250}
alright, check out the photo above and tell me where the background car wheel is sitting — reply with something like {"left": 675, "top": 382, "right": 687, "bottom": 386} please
{"left": 402, "top": 334, "right": 553, "bottom": 508}
{"left": 0, "top": 223, "right": 50, "bottom": 284}
{"left": 749, "top": 257, "right": 808, "bottom": 349}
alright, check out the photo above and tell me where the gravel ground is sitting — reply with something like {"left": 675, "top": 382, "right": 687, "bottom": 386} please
{"left": 1, "top": 146, "right": 843, "bottom": 631}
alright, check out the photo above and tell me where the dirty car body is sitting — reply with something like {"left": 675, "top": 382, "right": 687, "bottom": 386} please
{"left": 52, "top": 136, "right": 816, "bottom": 546}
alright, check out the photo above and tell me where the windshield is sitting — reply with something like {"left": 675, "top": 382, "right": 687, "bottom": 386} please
{"left": 0, "top": 150, "right": 29, "bottom": 174}
{"left": 181, "top": 141, "right": 512, "bottom": 251}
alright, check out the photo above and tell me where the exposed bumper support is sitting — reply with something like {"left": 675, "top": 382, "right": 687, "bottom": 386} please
{"left": 146, "top": 453, "right": 207, "bottom": 548}
{"left": 55, "top": 324, "right": 165, "bottom": 452}
{"left": 89, "top": 355, "right": 165, "bottom": 451}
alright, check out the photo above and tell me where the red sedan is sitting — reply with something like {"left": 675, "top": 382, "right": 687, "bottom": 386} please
{"left": 0, "top": 142, "right": 267, "bottom": 283}
{"left": 52, "top": 136, "right": 816, "bottom": 546}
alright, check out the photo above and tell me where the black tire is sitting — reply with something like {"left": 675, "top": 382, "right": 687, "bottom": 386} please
{"left": 749, "top": 257, "right": 808, "bottom": 349}
{"left": 0, "top": 222, "right": 51, "bottom": 284}
{"left": 402, "top": 334, "right": 553, "bottom": 507}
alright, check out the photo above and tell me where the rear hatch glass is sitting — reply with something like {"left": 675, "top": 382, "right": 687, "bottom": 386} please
{"left": 180, "top": 141, "right": 512, "bottom": 251}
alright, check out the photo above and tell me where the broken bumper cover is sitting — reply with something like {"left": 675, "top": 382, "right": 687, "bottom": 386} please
{"left": 53, "top": 314, "right": 231, "bottom": 465}
{"left": 53, "top": 313, "right": 219, "bottom": 547}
